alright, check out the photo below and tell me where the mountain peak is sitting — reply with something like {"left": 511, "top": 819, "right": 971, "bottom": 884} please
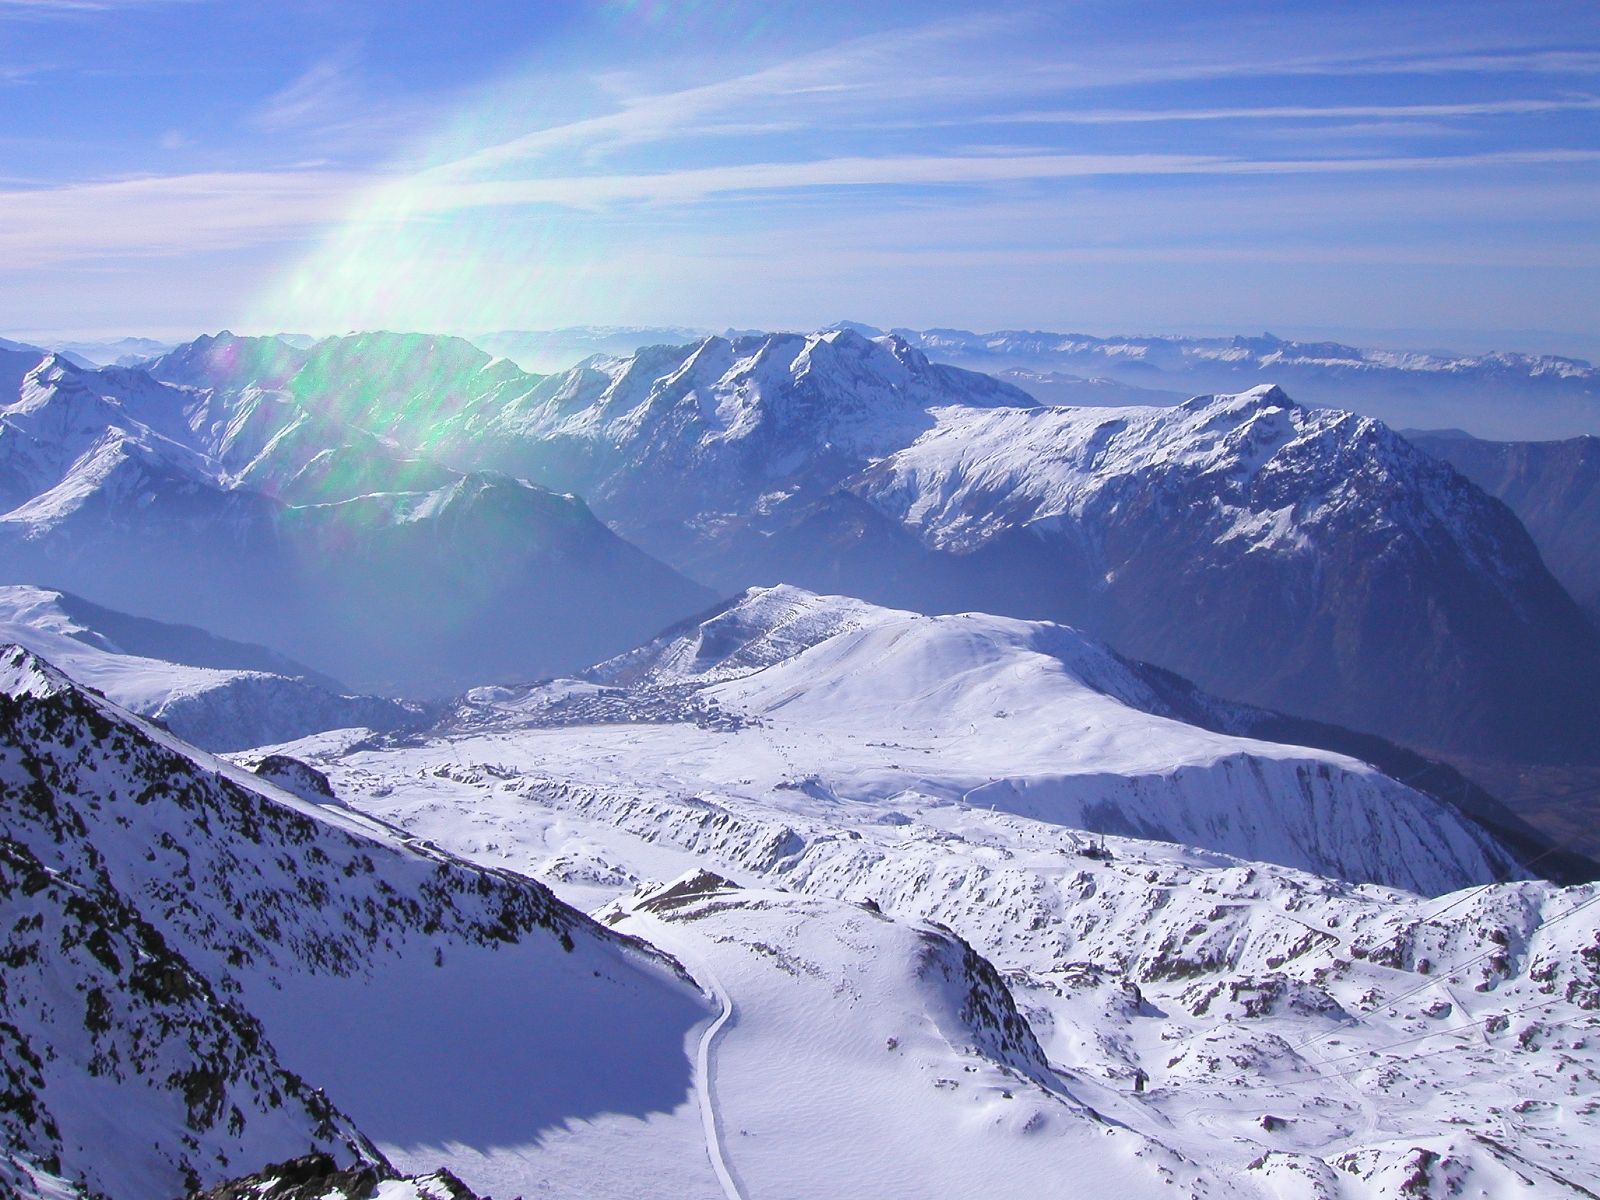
{"left": 0, "top": 643, "right": 80, "bottom": 700}
{"left": 22, "top": 352, "right": 85, "bottom": 386}
{"left": 1180, "top": 382, "right": 1296, "bottom": 415}
{"left": 823, "top": 319, "right": 886, "bottom": 338}
{"left": 1239, "top": 381, "right": 1292, "bottom": 405}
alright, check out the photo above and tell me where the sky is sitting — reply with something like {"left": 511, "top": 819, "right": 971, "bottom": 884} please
{"left": 0, "top": 0, "right": 1597, "bottom": 355}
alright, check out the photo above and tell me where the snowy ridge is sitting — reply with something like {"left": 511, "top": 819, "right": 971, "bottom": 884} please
{"left": 834, "top": 386, "right": 1600, "bottom": 762}
{"left": 591, "top": 586, "right": 886, "bottom": 688}
{"left": 0, "top": 646, "right": 708, "bottom": 1199}
{"left": 0, "top": 356, "right": 210, "bottom": 514}
{"left": 445, "top": 328, "right": 1036, "bottom": 545}
{"left": 0, "top": 587, "right": 418, "bottom": 751}
{"left": 855, "top": 385, "right": 1514, "bottom": 569}
{"left": 579, "top": 585, "right": 1518, "bottom": 893}
{"left": 0, "top": 340, "right": 714, "bottom": 694}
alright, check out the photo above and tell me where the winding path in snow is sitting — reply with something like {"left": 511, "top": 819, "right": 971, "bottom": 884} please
{"left": 633, "top": 912, "right": 747, "bottom": 1200}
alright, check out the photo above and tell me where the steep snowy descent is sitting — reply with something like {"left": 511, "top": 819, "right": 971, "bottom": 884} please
{"left": 599, "top": 874, "right": 1233, "bottom": 1200}
{"left": 0, "top": 645, "right": 710, "bottom": 1199}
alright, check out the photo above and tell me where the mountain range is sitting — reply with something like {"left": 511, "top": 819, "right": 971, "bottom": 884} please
{"left": 4, "top": 327, "right": 1596, "bottom": 772}
{"left": 858, "top": 322, "right": 1600, "bottom": 441}
{"left": 466, "top": 322, "right": 1600, "bottom": 439}
{"left": 3, "top": 299, "right": 1600, "bottom": 1196}
{"left": 376, "top": 328, "right": 1597, "bottom": 769}
{"left": 0, "top": 344, "right": 711, "bottom": 694}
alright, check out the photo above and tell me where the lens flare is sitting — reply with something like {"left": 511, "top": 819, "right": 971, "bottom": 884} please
{"left": 224, "top": 12, "right": 824, "bottom": 675}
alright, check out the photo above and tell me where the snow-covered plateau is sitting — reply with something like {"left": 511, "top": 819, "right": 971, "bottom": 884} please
{"left": 232, "top": 587, "right": 1600, "bottom": 1200}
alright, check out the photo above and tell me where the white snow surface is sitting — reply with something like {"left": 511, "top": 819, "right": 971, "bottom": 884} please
{"left": 852, "top": 385, "right": 1487, "bottom": 560}
{"left": 581, "top": 585, "right": 1513, "bottom": 894}
{"left": 226, "top": 586, "right": 1600, "bottom": 1199}
{"left": 604, "top": 875, "right": 1232, "bottom": 1200}
{"left": 1, "top": 580, "right": 1592, "bottom": 1199}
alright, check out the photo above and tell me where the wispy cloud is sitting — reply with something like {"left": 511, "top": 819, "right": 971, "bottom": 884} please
{"left": 0, "top": 0, "right": 199, "bottom": 16}
{"left": 409, "top": 148, "right": 1600, "bottom": 212}
{"left": 441, "top": 13, "right": 1024, "bottom": 173}
{"left": 0, "top": 62, "right": 50, "bottom": 83}
{"left": 253, "top": 49, "right": 363, "bottom": 133}
{"left": 5, "top": 3, "right": 1597, "bottom": 340}
{"left": 7, "top": 143, "right": 1596, "bottom": 270}
{"left": 247, "top": 46, "right": 455, "bottom": 160}
{"left": 987, "top": 97, "right": 1600, "bottom": 126}
{"left": 1022, "top": 47, "right": 1600, "bottom": 90}
{"left": 422, "top": 14, "right": 1600, "bottom": 194}
{"left": 0, "top": 170, "right": 364, "bottom": 267}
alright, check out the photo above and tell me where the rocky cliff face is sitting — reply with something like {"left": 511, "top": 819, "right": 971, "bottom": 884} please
{"left": 1408, "top": 429, "right": 1600, "bottom": 625}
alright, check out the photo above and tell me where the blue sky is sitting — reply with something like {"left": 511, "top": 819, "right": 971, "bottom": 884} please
{"left": 1, "top": 0, "right": 1597, "bottom": 354}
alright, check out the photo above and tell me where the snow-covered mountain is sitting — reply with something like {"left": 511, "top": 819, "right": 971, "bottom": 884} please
{"left": 148, "top": 330, "right": 530, "bottom": 470}
{"left": 0, "top": 585, "right": 418, "bottom": 750}
{"left": 398, "top": 327, "right": 1600, "bottom": 764}
{"left": 473, "top": 585, "right": 1521, "bottom": 893}
{"left": 0, "top": 344, "right": 714, "bottom": 694}
{"left": 439, "top": 327, "right": 1036, "bottom": 565}
{"left": 17, "top": 329, "right": 1596, "bottom": 758}
{"left": 9, "top": 319, "right": 1600, "bottom": 1200}
{"left": 260, "top": 587, "right": 1600, "bottom": 1200}
{"left": 0, "top": 342, "right": 51, "bottom": 409}
{"left": 839, "top": 385, "right": 1600, "bottom": 763}
{"left": 866, "top": 323, "right": 1600, "bottom": 440}
{"left": 1408, "top": 428, "right": 1600, "bottom": 625}
{"left": 0, "top": 644, "right": 707, "bottom": 1199}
